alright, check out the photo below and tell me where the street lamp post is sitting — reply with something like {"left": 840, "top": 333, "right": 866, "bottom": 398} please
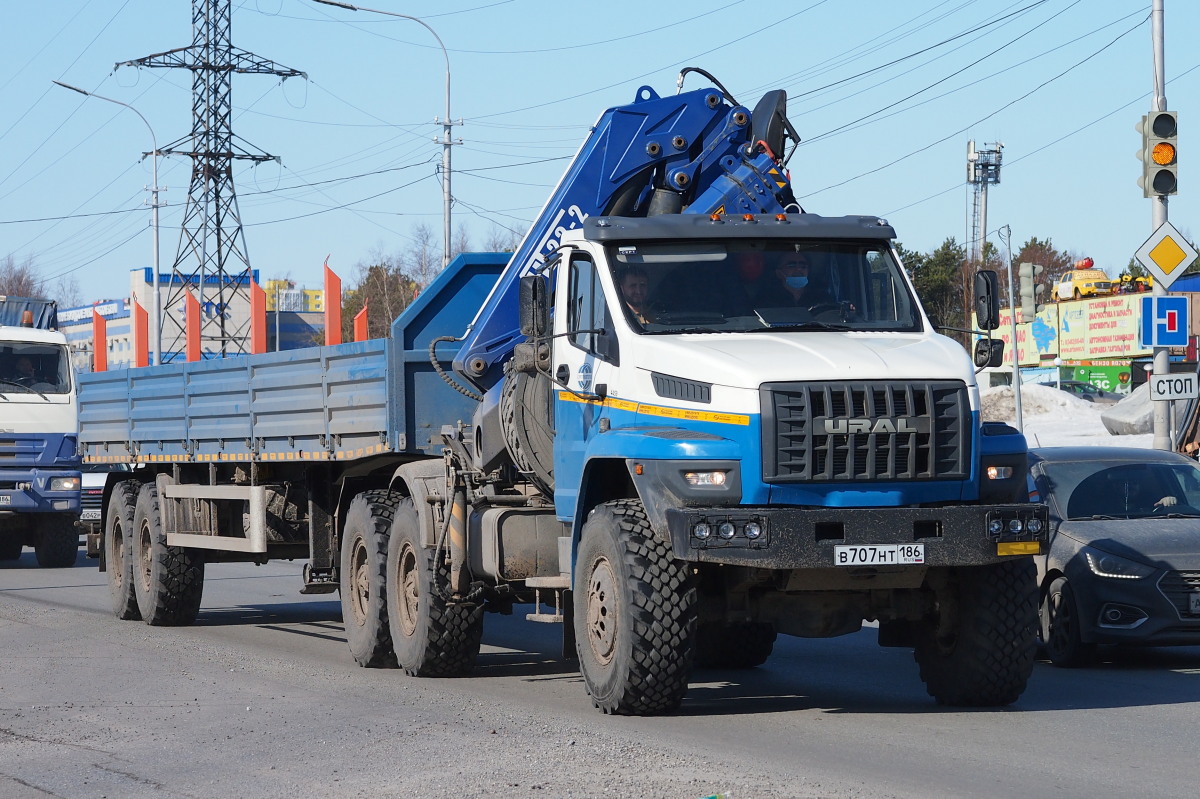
{"left": 53, "top": 80, "right": 163, "bottom": 366}
{"left": 314, "top": 0, "right": 457, "bottom": 268}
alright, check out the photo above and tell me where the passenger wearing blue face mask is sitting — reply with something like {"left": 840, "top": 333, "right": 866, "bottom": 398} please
{"left": 755, "top": 252, "right": 832, "bottom": 309}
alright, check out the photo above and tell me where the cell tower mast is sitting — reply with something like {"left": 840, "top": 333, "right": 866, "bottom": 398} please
{"left": 966, "top": 140, "right": 1003, "bottom": 269}
{"left": 118, "top": 0, "right": 304, "bottom": 360}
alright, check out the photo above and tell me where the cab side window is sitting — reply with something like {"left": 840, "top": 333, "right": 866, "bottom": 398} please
{"left": 567, "top": 255, "right": 618, "bottom": 363}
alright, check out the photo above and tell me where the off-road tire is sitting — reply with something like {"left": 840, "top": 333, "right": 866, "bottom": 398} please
{"left": 105, "top": 480, "right": 142, "bottom": 620}
{"left": 914, "top": 559, "right": 1038, "bottom": 706}
{"left": 339, "top": 490, "right": 399, "bottom": 668}
{"left": 573, "top": 499, "right": 697, "bottom": 715}
{"left": 34, "top": 515, "right": 80, "bottom": 568}
{"left": 1040, "top": 576, "right": 1097, "bottom": 667}
{"left": 132, "top": 484, "right": 204, "bottom": 626}
{"left": 694, "top": 622, "right": 776, "bottom": 669}
{"left": 387, "top": 497, "right": 483, "bottom": 676}
{"left": 501, "top": 367, "right": 555, "bottom": 496}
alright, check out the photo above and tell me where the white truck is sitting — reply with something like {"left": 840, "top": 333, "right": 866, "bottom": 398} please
{"left": 0, "top": 296, "right": 82, "bottom": 566}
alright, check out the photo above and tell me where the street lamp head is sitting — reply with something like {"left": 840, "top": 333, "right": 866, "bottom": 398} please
{"left": 52, "top": 80, "right": 90, "bottom": 97}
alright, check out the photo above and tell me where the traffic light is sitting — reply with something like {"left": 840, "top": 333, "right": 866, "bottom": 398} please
{"left": 1018, "top": 262, "right": 1044, "bottom": 318}
{"left": 1136, "top": 111, "right": 1178, "bottom": 197}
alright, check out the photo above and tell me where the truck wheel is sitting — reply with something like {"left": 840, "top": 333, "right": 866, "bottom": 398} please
{"left": 339, "top": 490, "right": 399, "bottom": 668}
{"left": 913, "top": 559, "right": 1038, "bottom": 706}
{"left": 132, "top": 484, "right": 205, "bottom": 626}
{"left": 386, "top": 496, "right": 483, "bottom": 676}
{"left": 34, "top": 515, "right": 79, "bottom": 568}
{"left": 1040, "top": 576, "right": 1096, "bottom": 667}
{"left": 573, "top": 499, "right": 697, "bottom": 715}
{"left": 105, "top": 480, "right": 143, "bottom": 620}
{"left": 694, "top": 622, "right": 776, "bottom": 669}
{"left": 0, "top": 523, "right": 23, "bottom": 560}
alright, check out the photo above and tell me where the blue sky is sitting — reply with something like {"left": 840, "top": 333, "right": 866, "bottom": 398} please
{"left": 1, "top": 0, "right": 1195, "bottom": 304}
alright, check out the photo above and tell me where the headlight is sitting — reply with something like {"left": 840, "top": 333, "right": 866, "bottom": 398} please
{"left": 693, "top": 523, "right": 711, "bottom": 540}
{"left": 986, "top": 465, "right": 1014, "bottom": 480}
{"left": 1083, "top": 547, "right": 1154, "bottom": 580}
{"left": 50, "top": 477, "right": 80, "bottom": 491}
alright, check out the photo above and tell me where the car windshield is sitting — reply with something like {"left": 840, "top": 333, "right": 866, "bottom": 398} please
{"left": 607, "top": 239, "right": 921, "bottom": 334}
{"left": 1040, "top": 459, "right": 1200, "bottom": 520}
{"left": 0, "top": 343, "right": 72, "bottom": 395}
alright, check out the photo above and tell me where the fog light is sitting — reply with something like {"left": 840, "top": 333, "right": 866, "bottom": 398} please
{"left": 986, "top": 465, "right": 1014, "bottom": 480}
{"left": 1008, "top": 518, "right": 1024, "bottom": 533}
{"left": 718, "top": 522, "right": 736, "bottom": 539}
{"left": 1026, "top": 518, "right": 1043, "bottom": 534}
{"left": 989, "top": 518, "right": 1004, "bottom": 535}
{"left": 684, "top": 470, "right": 727, "bottom": 487}
{"left": 693, "top": 523, "right": 711, "bottom": 540}
{"left": 50, "top": 477, "right": 80, "bottom": 491}
{"left": 744, "top": 521, "right": 762, "bottom": 539}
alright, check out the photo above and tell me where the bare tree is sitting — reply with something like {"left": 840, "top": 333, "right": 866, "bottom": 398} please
{"left": 484, "top": 225, "right": 522, "bottom": 253}
{"left": 0, "top": 254, "right": 45, "bottom": 296}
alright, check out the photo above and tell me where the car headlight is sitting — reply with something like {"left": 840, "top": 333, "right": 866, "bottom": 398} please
{"left": 50, "top": 477, "right": 80, "bottom": 492}
{"left": 1083, "top": 547, "right": 1154, "bottom": 580}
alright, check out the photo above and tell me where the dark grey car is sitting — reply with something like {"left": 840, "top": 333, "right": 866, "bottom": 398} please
{"left": 1029, "top": 446, "right": 1200, "bottom": 666}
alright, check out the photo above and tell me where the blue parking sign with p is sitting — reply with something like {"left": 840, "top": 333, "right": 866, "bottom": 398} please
{"left": 1140, "top": 296, "right": 1189, "bottom": 347}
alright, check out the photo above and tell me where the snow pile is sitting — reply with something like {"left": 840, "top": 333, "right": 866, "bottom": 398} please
{"left": 979, "top": 382, "right": 1154, "bottom": 449}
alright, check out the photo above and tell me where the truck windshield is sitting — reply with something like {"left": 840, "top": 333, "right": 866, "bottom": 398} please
{"left": 0, "top": 344, "right": 72, "bottom": 395}
{"left": 608, "top": 239, "right": 921, "bottom": 334}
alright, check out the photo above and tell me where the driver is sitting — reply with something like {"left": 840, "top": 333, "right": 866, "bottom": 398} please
{"left": 11, "top": 356, "right": 38, "bottom": 385}
{"left": 756, "top": 252, "right": 833, "bottom": 309}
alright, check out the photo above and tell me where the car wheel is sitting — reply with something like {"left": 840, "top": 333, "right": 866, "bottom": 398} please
{"left": 1041, "top": 576, "right": 1096, "bottom": 667}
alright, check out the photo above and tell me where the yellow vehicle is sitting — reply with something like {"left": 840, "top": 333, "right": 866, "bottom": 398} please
{"left": 1054, "top": 262, "right": 1112, "bottom": 301}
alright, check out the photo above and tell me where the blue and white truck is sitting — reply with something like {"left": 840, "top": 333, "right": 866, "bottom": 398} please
{"left": 0, "top": 296, "right": 82, "bottom": 567}
{"left": 79, "top": 75, "right": 1047, "bottom": 714}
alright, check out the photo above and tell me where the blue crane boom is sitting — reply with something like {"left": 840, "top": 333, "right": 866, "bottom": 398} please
{"left": 452, "top": 82, "right": 799, "bottom": 392}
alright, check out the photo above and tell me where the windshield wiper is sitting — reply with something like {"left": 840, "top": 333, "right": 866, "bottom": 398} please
{"left": 0, "top": 379, "right": 49, "bottom": 400}
{"left": 749, "top": 321, "right": 853, "bottom": 332}
{"left": 651, "top": 327, "right": 726, "bottom": 335}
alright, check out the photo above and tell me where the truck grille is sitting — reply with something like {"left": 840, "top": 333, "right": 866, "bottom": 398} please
{"left": 81, "top": 488, "right": 104, "bottom": 515}
{"left": 761, "top": 381, "right": 969, "bottom": 482}
{"left": 1158, "top": 570, "right": 1200, "bottom": 618}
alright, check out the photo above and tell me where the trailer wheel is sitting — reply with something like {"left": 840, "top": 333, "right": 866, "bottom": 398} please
{"left": 573, "top": 499, "right": 697, "bottom": 715}
{"left": 132, "top": 484, "right": 204, "bottom": 626}
{"left": 105, "top": 480, "right": 142, "bottom": 620}
{"left": 339, "top": 490, "right": 399, "bottom": 668}
{"left": 34, "top": 515, "right": 79, "bottom": 568}
{"left": 694, "top": 622, "right": 776, "bottom": 669}
{"left": 387, "top": 497, "right": 483, "bottom": 676}
{"left": 913, "top": 559, "right": 1038, "bottom": 706}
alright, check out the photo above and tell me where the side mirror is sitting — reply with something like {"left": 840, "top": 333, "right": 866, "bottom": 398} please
{"left": 974, "top": 338, "right": 1004, "bottom": 368}
{"left": 974, "top": 270, "right": 1000, "bottom": 331}
{"left": 519, "top": 275, "right": 550, "bottom": 337}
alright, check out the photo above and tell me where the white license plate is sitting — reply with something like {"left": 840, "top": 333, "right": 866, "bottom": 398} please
{"left": 1190, "top": 593, "right": 1200, "bottom": 614}
{"left": 834, "top": 544, "right": 925, "bottom": 566}
{"left": 0, "top": 496, "right": 9, "bottom": 505}
{"left": 80, "top": 510, "right": 101, "bottom": 521}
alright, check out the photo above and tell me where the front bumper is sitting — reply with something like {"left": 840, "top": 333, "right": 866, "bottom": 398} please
{"left": 666, "top": 504, "right": 1046, "bottom": 569}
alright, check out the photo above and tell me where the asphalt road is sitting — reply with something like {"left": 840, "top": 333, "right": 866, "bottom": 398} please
{"left": 3, "top": 547, "right": 1200, "bottom": 799}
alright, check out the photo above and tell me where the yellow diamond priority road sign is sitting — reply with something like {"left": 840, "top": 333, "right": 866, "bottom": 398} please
{"left": 1134, "top": 220, "right": 1199, "bottom": 290}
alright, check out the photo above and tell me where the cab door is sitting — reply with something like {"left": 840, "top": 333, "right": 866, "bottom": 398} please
{"left": 552, "top": 249, "right": 620, "bottom": 516}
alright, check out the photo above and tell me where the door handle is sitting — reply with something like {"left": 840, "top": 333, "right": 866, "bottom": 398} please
{"left": 555, "top": 364, "right": 570, "bottom": 385}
